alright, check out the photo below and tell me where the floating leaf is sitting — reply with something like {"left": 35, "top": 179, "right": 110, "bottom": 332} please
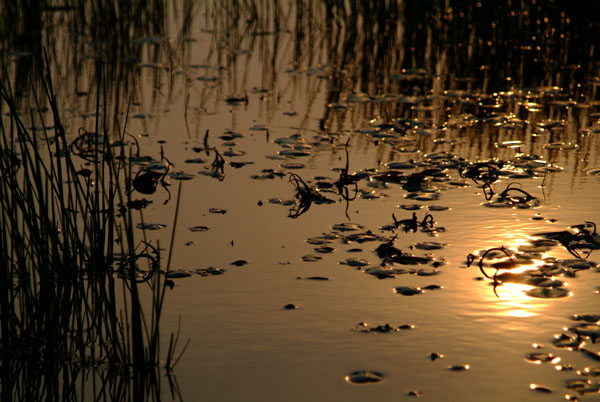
{"left": 280, "top": 162, "right": 305, "bottom": 169}
{"left": 194, "top": 267, "right": 225, "bottom": 276}
{"left": 394, "top": 286, "right": 423, "bottom": 296}
{"left": 526, "top": 287, "right": 570, "bottom": 298}
{"left": 413, "top": 241, "right": 445, "bottom": 250}
{"left": 345, "top": 370, "right": 384, "bottom": 384}
{"left": 417, "top": 269, "right": 440, "bottom": 276}
{"left": 306, "top": 236, "right": 333, "bottom": 245}
{"left": 297, "top": 276, "right": 329, "bottom": 281}
{"left": 529, "top": 384, "right": 552, "bottom": 393}
{"left": 448, "top": 364, "right": 470, "bottom": 371}
{"left": 332, "top": 223, "right": 363, "bottom": 231}
{"left": 405, "top": 191, "right": 440, "bottom": 201}
{"left": 525, "top": 353, "right": 561, "bottom": 364}
{"left": 185, "top": 157, "right": 205, "bottom": 163}
{"left": 314, "top": 246, "right": 335, "bottom": 253}
{"left": 169, "top": 172, "right": 195, "bottom": 180}
{"left": 302, "top": 254, "right": 323, "bottom": 262}
{"left": 136, "top": 223, "right": 166, "bottom": 230}
{"left": 399, "top": 204, "right": 422, "bottom": 210}
{"left": 428, "top": 205, "right": 450, "bottom": 211}
{"left": 189, "top": 225, "right": 209, "bottom": 232}
{"left": 223, "top": 149, "right": 246, "bottom": 157}
{"left": 340, "top": 258, "right": 369, "bottom": 267}
{"left": 165, "top": 270, "right": 192, "bottom": 278}
{"left": 231, "top": 260, "right": 248, "bottom": 267}
{"left": 353, "top": 322, "right": 412, "bottom": 333}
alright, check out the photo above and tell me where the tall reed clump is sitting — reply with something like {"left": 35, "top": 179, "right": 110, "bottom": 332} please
{"left": 0, "top": 57, "right": 183, "bottom": 402}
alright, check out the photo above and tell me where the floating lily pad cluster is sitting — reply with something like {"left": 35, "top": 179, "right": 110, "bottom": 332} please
{"left": 299, "top": 213, "right": 447, "bottom": 290}
{"left": 526, "top": 314, "right": 600, "bottom": 399}
{"left": 467, "top": 222, "right": 600, "bottom": 298}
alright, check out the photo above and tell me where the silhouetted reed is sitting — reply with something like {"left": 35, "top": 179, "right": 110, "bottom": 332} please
{"left": 0, "top": 57, "right": 182, "bottom": 401}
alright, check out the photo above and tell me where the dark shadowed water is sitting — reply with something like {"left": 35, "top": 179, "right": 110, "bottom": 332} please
{"left": 3, "top": 1, "right": 600, "bottom": 401}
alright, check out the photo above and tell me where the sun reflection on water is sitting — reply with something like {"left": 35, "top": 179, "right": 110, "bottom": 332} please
{"left": 472, "top": 229, "right": 571, "bottom": 319}
{"left": 495, "top": 283, "right": 546, "bottom": 318}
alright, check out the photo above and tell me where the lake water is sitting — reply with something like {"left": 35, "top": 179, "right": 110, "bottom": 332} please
{"left": 4, "top": 2, "right": 600, "bottom": 401}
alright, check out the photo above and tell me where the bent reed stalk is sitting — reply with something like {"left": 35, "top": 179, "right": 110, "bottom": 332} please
{"left": 0, "top": 56, "right": 182, "bottom": 401}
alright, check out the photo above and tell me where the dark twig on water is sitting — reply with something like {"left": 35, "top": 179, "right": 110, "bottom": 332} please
{"left": 288, "top": 172, "right": 334, "bottom": 218}
{"left": 334, "top": 138, "right": 359, "bottom": 219}
{"left": 467, "top": 246, "right": 517, "bottom": 297}
{"left": 392, "top": 212, "right": 435, "bottom": 233}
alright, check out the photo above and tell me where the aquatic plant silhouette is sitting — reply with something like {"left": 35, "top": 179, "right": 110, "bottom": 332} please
{"left": 288, "top": 172, "right": 334, "bottom": 218}
{"left": 535, "top": 221, "right": 600, "bottom": 260}
{"left": 0, "top": 56, "right": 184, "bottom": 401}
{"left": 334, "top": 138, "right": 358, "bottom": 219}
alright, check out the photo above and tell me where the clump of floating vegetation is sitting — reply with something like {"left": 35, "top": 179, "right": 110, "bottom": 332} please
{"left": 0, "top": 60, "right": 184, "bottom": 400}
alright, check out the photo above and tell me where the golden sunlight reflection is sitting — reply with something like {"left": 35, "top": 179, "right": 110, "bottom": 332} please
{"left": 470, "top": 226, "right": 570, "bottom": 318}
{"left": 494, "top": 283, "right": 546, "bottom": 318}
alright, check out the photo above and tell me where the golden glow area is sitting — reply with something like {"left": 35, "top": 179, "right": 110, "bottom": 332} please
{"left": 495, "top": 283, "right": 544, "bottom": 318}
{"left": 474, "top": 230, "right": 559, "bottom": 318}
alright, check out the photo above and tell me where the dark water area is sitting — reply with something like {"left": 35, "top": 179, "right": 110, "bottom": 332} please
{"left": 2, "top": 1, "right": 600, "bottom": 401}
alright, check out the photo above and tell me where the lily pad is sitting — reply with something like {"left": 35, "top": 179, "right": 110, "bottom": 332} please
{"left": 136, "top": 223, "right": 166, "bottom": 230}
{"left": 306, "top": 236, "right": 334, "bottom": 245}
{"left": 332, "top": 223, "right": 363, "bottom": 232}
{"left": 280, "top": 162, "right": 305, "bottom": 169}
{"left": 340, "top": 258, "right": 369, "bottom": 267}
{"left": 302, "top": 254, "right": 323, "bottom": 262}
{"left": 165, "top": 270, "right": 192, "bottom": 278}
{"left": 413, "top": 241, "right": 445, "bottom": 250}
{"left": 525, "top": 353, "right": 560, "bottom": 364}
{"left": 448, "top": 364, "right": 470, "bottom": 371}
{"left": 353, "top": 322, "right": 412, "bottom": 333}
{"left": 526, "top": 287, "right": 570, "bottom": 298}
{"left": 529, "top": 384, "right": 552, "bottom": 393}
{"left": 194, "top": 267, "right": 225, "bottom": 276}
{"left": 394, "top": 286, "right": 423, "bottom": 296}
{"left": 189, "top": 225, "right": 209, "bottom": 232}
{"left": 399, "top": 204, "right": 422, "bottom": 210}
{"left": 345, "top": 370, "right": 384, "bottom": 384}
{"left": 314, "top": 246, "right": 335, "bottom": 253}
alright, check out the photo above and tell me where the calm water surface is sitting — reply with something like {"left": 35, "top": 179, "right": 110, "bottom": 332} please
{"left": 5, "top": 1, "right": 600, "bottom": 401}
